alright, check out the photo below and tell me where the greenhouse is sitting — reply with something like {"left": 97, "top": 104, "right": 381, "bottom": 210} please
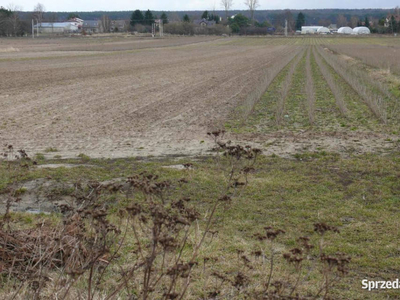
{"left": 317, "top": 27, "right": 330, "bottom": 34}
{"left": 337, "top": 27, "right": 353, "bottom": 34}
{"left": 352, "top": 26, "right": 371, "bottom": 35}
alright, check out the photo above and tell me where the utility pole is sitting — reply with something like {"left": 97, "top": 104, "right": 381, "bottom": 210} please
{"left": 285, "top": 19, "right": 288, "bottom": 37}
{"left": 152, "top": 20, "right": 163, "bottom": 38}
{"left": 32, "top": 19, "right": 34, "bottom": 38}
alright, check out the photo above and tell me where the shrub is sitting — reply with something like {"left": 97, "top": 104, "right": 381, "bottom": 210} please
{"left": 132, "top": 24, "right": 152, "bottom": 33}
{"left": 164, "top": 22, "right": 195, "bottom": 35}
{"left": 194, "top": 24, "right": 231, "bottom": 35}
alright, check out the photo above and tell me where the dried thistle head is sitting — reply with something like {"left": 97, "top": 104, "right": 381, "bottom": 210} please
{"left": 252, "top": 250, "right": 263, "bottom": 257}
{"left": 314, "top": 223, "right": 340, "bottom": 235}
{"left": 297, "top": 236, "right": 314, "bottom": 253}
{"left": 233, "top": 272, "right": 249, "bottom": 289}
{"left": 265, "top": 227, "right": 286, "bottom": 240}
{"left": 321, "top": 252, "right": 351, "bottom": 275}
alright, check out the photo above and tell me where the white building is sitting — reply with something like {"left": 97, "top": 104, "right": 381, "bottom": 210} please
{"left": 337, "top": 27, "right": 353, "bottom": 34}
{"left": 352, "top": 26, "right": 371, "bottom": 35}
{"left": 33, "top": 22, "right": 79, "bottom": 33}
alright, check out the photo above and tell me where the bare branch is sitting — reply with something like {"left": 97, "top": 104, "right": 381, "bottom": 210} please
{"left": 220, "top": 0, "right": 233, "bottom": 19}
{"left": 244, "top": 0, "right": 259, "bottom": 22}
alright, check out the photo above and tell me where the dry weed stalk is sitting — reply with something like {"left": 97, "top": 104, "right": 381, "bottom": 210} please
{"left": 208, "top": 129, "right": 261, "bottom": 196}
{"left": 1, "top": 142, "right": 351, "bottom": 299}
{"left": 0, "top": 138, "right": 260, "bottom": 299}
{"left": 203, "top": 223, "right": 350, "bottom": 299}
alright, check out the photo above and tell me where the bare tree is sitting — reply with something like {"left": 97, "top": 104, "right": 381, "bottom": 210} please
{"left": 336, "top": 14, "right": 348, "bottom": 27}
{"left": 350, "top": 16, "right": 359, "bottom": 28}
{"left": 33, "top": 3, "right": 45, "bottom": 26}
{"left": 7, "top": 4, "right": 22, "bottom": 36}
{"left": 48, "top": 12, "right": 58, "bottom": 22}
{"left": 101, "top": 15, "right": 111, "bottom": 33}
{"left": 244, "top": 0, "right": 259, "bottom": 23}
{"left": 221, "top": 0, "right": 233, "bottom": 19}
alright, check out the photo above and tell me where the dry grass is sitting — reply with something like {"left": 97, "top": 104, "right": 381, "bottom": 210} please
{"left": 0, "top": 140, "right": 356, "bottom": 300}
{"left": 0, "top": 47, "right": 19, "bottom": 53}
{"left": 327, "top": 44, "right": 400, "bottom": 75}
{"left": 2, "top": 147, "right": 400, "bottom": 299}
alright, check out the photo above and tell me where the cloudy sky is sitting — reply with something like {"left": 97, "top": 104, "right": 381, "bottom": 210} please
{"left": 11, "top": 0, "right": 399, "bottom": 12}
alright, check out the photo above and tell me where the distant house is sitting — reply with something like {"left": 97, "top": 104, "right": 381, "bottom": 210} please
{"left": 68, "top": 17, "right": 84, "bottom": 24}
{"left": 110, "top": 20, "right": 128, "bottom": 32}
{"left": 385, "top": 14, "right": 400, "bottom": 27}
{"left": 67, "top": 17, "right": 83, "bottom": 30}
{"left": 82, "top": 20, "right": 103, "bottom": 33}
{"left": 328, "top": 24, "right": 337, "bottom": 31}
{"left": 193, "top": 18, "right": 216, "bottom": 27}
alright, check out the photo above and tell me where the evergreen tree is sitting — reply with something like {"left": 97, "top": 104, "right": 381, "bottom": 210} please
{"left": 183, "top": 14, "right": 190, "bottom": 22}
{"left": 144, "top": 9, "right": 154, "bottom": 25}
{"left": 160, "top": 12, "right": 168, "bottom": 24}
{"left": 67, "top": 13, "right": 80, "bottom": 19}
{"left": 201, "top": 10, "right": 209, "bottom": 19}
{"left": 130, "top": 10, "right": 144, "bottom": 26}
{"left": 229, "top": 14, "right": 249, "bottom": 32}
{"left": 209, "top": 14, "right": 220, "bottom": 24}
{"left": 389, "top": 15, "right": 398, "bottom": 33}
{"left": 295, "top": 12, "right": 305, "bottom": 30}
{"left": 365, "top": 17, "right": 370, "bottom": 28}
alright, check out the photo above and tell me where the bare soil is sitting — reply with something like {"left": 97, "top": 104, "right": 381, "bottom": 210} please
{"left": 0, "top": 36, "right": 397, "bottom": 159}
{"left": 0, "top": 36, "right": 298, "bottom": 158}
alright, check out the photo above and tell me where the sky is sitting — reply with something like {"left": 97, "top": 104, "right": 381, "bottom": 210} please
{"left": 9, "top": 0, "right": 400, "bottom": 12}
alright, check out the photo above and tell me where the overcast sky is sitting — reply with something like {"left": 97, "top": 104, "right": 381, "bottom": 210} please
{"left": 10, "top": 0, "right": 399, "bottom": 12}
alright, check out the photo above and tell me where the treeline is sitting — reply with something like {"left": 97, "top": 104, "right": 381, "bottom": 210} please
{"left": 129, "top": 9, "right": 230, "bottom": 35}
{"left": 0, "top": 7, "right": 30, "bottom": 36}
{"left": 2, "top": 6, "right": 400, "bottom": 37}
{"left": 129, "top": 9, "right": 272, "bottom": 35}
{"left": 129, "top": 9, "right": 168, "bottom": 26}
{"left": 15, "top": 8, "right": 395, "bottom": 24}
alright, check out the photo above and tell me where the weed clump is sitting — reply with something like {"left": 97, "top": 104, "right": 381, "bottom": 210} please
{"left": 0, "top": 142, "right": 350, "bottom": 299}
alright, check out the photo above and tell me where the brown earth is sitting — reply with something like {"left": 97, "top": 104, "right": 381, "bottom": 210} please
{"left": 0, "top": 36, "right": 299, "bottom": 158}
{"left": 0, "top": 36, "right": 397, "bottom": 159}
